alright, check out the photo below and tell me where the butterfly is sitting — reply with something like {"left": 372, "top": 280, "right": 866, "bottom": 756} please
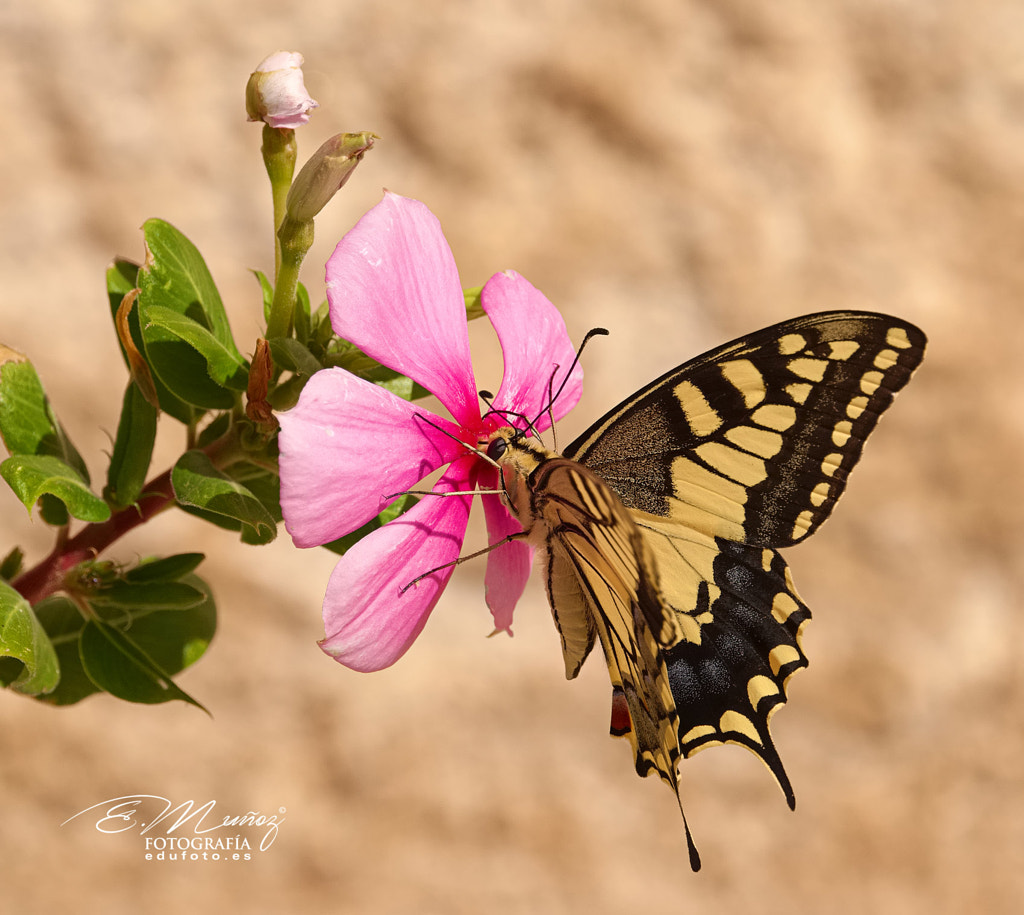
{"left": 482, "top": 311, "right": 926, "bottom": 871}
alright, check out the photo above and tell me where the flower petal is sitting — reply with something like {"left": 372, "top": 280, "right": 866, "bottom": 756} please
{"left": 482, "top": 270, "right": 584, "bottom": 432}
{"left": 477, "top": 463, "right": 533, "bottom": 634}
{"left": 278, "top": 367, "right": 466, "bottom": 548}
{"left": 326, "top": 193, "right": 480, "bottom": 425}
{"left": 318, "top": 459, "right": 474, "bottom": 672}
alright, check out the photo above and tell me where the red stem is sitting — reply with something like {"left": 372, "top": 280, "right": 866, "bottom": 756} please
{"left": 11, "top": 469, "right": 176, "bottom": 605}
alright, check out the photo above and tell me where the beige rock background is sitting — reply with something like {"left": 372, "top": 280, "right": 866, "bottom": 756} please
{"left": 2, "top": 0, "right": 1022, "bottom": 911}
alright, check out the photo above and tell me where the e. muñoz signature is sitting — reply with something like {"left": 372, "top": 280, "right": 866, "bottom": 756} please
{"left": 61, "top": 796, "right": 284, "bottom": 851}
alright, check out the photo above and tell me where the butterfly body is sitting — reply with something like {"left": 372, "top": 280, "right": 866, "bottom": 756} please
{"left": 485, "top": 311, "right": 926, "bottom": 871}
{"left": 487, "top": 430, "right": 704, "bottom": 868}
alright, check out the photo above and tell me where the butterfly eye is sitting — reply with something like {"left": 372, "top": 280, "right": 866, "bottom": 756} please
{"left": 486, "top": 437, "right": 508, "bottom": 461}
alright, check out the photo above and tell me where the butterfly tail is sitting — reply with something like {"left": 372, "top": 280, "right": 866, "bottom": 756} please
{"left": 610, "top": 684, "right": 702, "bottom": 871}
{"left": 676, "top": 787, "right": 702, "bottom": 873}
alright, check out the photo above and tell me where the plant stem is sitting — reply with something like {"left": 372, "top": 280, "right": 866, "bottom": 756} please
{"left": 11, "top": 469, "right": 176, "bottom": 605}
{"left": 10, "top": 430, "right": 253, "bottom": 606}
{"left": 261, "top": 124, "right": 297, "bottom": 280}
{"left": 264, "top": 216, "right": 314, "bottom": 340}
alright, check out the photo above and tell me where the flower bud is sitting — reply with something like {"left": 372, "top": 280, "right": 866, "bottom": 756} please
{"left": 245, "top": 51, "right": 319, "bottom": 129}
{"left": 245, "top": 338, "right": 276, "bottom": 426}
{"left": 284, "top": 132, "right": 377, "bottom": 223}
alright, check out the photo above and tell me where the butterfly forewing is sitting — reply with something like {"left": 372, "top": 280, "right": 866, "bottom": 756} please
{"left": 564, "top": 311, "right": 927, "bottom": 547}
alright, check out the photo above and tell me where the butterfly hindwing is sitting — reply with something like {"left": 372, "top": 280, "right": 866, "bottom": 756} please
{"left": 529, "top": 458, "right": 684, "bottom": 777}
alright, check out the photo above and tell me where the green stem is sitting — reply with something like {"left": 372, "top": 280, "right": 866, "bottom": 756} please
{"left": 260, "top": 124, "right": 297, "bottom": 280}
{"left": 265, "top": 216, "right": 314, "bottom": 340}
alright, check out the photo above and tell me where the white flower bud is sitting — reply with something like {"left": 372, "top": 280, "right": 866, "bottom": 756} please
{"left": 245, "top": 51, "right": 319, "bottom": 129}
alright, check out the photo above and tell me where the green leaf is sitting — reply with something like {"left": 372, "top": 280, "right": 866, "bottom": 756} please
{"left": 0, "top": 546, "right": 24, "bottom": 581}
{"left": 107, "top": 257, "right": 139, "bottom": 296}
{"left": 294, "top": 282, "right": 312, "bottom": 344}
{"left": 88, "top": 580, "right": 205, "bottom": 614}
{"left": 254, "top": 270, "right": 274, "bottom": 324}
{"left": 145, "top": 305, "right": 248, "bottom": 390}
{"left": 267, "top": 373, "right": 306, "bottom": 412}
{"left": 31, "top": 596, "right": 97, "bottom": 705}
{"left": 267, "top": 337, "right": 322, "bottom": 378}
{"left": 136, "top": 219, "right": 243, "bottom": 410}
{"left": 39, "top": 494, "right": 70, "bottom": 527}
{"left": 125, "top": 553, "right": 205, "bottom": 583}
{"left": 141, "top": 220, "right": 239, "bottom": 350}
{"left": 0, "top": 355, "right": 89, "bottom": 478}
{"left": 229, "top": 468, "right": 282, "bottom": 525}
{"left": 79, "top": 619, "right": 208, "bottom": 711}
{"left": 464, "top": 285, "right": 484, "bottom": 321}
{"left": 171, "top": 450, "right": 276, "bottom": 544}
{"left": 0, "top": 357, "right": 57, "bottom": 456}
{"left": 35, "top": 570, "right": 216, "bottom": 708}
{"left": 104, "top": 381, "right": 158, "bottom": 509}
{"left": 1, "top": 455, "right": 110, "bottom": 523}
{"left": 311, "top": 299, "right": 333, "bottom": 348}
{"left": 376, "top": 373, "right": 417, "bottom": 400}
{"left": 0, "top": 580, "right": 60, "bottom": 695}
{"left": 125, "top": 573, "right": 216, "bottom": 674}
{"left": 196, "top": 411, "right": 231, "bottom": 448}
{"left": 322, "top": 493, "right": 419, "bottom": 555}
{"left": 107, "top": 259, "right": 198, "bottom": 425}
{"left": 0, "top": 357, "right": 99, "bottom": 519}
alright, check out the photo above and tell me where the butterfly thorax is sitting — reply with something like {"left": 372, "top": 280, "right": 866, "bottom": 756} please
{"left": 483, "top": 429, "right": 549, "bottom": 532}
{"left": 485, "top": 429, "right": 631, "bottom": 539}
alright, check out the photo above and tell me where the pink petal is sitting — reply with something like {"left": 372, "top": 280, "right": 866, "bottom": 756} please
{"left": 278, "top": 367, "right": 467, "bottom": 548}
{"left": 477, "top": 463, "right": 533, "bottom": 634}
{"left": 319, "top": 459, "right": 475, "bottom": 672}
{"left": 482, "top": 270, "right": 584, "bottom": 433}
{"left": 326, "top": 193, "right": 480, "bottom": 426}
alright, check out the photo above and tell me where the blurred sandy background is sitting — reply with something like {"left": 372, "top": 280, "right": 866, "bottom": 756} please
{"left": 2, "top": 0, "right": 1022, "bottom": 912}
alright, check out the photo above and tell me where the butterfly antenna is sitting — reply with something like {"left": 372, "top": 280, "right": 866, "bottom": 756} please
{"left": 534, "top": 327, "right": 609, "bottom": 429}
{"left": 544, "top": 371, "right": 559, "bottom": 451}
{"left": 478, "top": 390, "right": 543, "bottom": 443}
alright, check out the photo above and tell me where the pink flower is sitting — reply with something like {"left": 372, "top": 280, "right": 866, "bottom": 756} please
{"left": 278, "top": 193, "right": 583, "bottom": 672}
{"left": 245, "top": 51, "right": 319, "bottom": 129}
